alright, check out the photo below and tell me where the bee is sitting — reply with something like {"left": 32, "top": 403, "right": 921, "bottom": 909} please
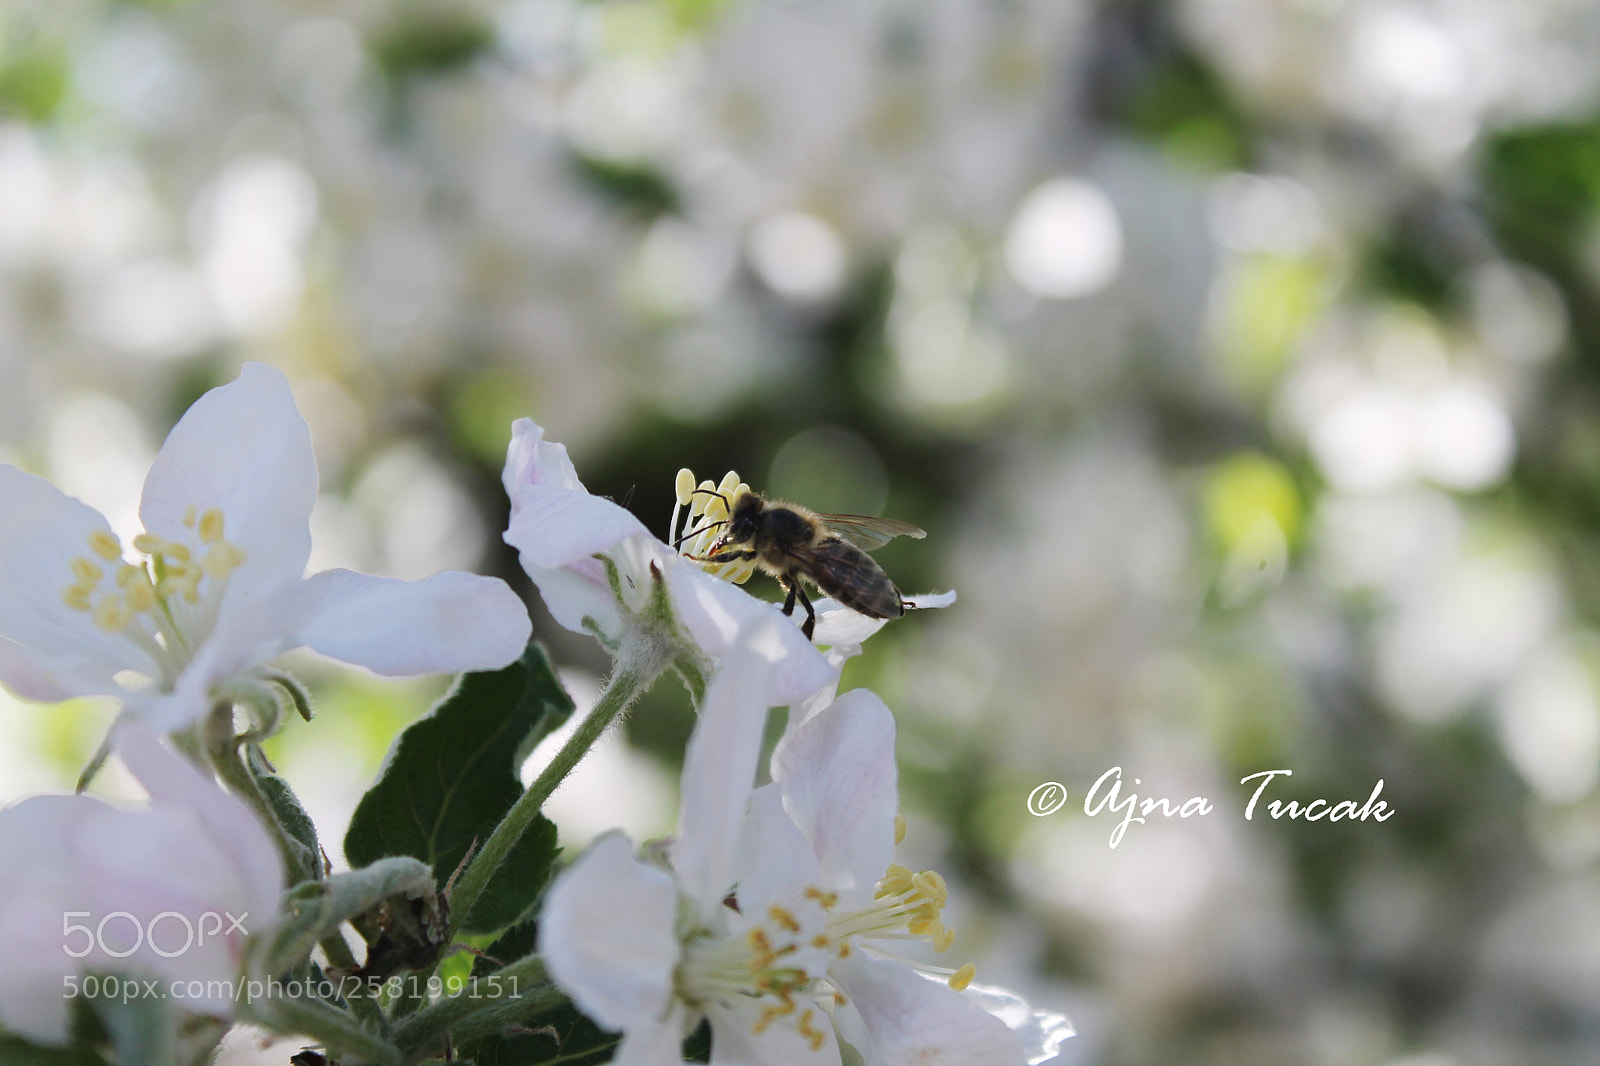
{"left": 681, "top": 489, "right": 926, "bottom": 640}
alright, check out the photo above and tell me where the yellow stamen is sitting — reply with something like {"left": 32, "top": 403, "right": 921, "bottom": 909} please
{"left": 88, "top": 531, "right": 122, "bottom": 561}
{"left": 198, "top": 509, "right": 225, "bottom": 544}
{"left": 70, "top": 557, "right": 103, "bottom": 586}
{"left": 948, "top": 963, "right": 976, "bottom": 991}
{"left": 182, "top": 505, "right": 196, "bottom": 527}
{"left": 797, "top": 1009, "right": 826, "bottom": 1051}
{"left": 894, "top": 812, "right": 906, "bottom": 845}
{"left": 675, "top": 468, "right": 697, "bottom": 506}
{"left": 63, "top": 586, "right": 93, "bottom": 612}
{"left": 92, "top": 595, "right": 132, "bottom": 633}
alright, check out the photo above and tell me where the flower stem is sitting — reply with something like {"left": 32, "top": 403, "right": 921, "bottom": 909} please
{"left": 445, "top": 658, "right": 660, "bottom": 935}
{"left": 202, "top": 702, "right": 316, "bottom": 885}
{"left": 392, "top": 954, "right": 559, "bottom": 1056}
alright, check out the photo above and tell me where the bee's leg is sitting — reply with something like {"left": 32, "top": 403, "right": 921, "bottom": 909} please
{"left": 688, "top": 548, "right": 759, "bottom": 563}
{"left": 783, "top": 578, "right": 816, "bottom": 641}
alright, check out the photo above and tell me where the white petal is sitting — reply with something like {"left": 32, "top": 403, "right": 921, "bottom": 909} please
{"left": 808, "top": 601, "right": 889, "bottom": 646}
{"left": 521, "top": 556, "right": 622, "bottom": 638}
{"left": 612, "top": 1002, "right": 694, "bottom": 1066}
{"left": 117, "top": 724, "right": 283, "bottom": 915}
{"left": 672, "top": 618, "right": 791, "bottom": 910}
{"left": 962, "top": 982, "right": 1075, "bottom": 1065}
{"left": 733, "top": 785, "right": 823, "bottom": 917}
{"left": 295, "top": 569, "right": 531, "bottom": 676}
{"left": 541, "top": 832, "right": 679, "bottom": 1034}
{"left": 504, "top": 485, "right": 654, "bottom": 570}
{"left": 0, "top": 465, "right": 148, "bottom": 698}
{"left": 831, "top": 953, "right": 1025, "bottom": 1066}
{"left": 904, "top": 590, "right": 957, "bottom": 610}
{"left": 139, "top": 362, "right": 316, "bottom": 591}
{"left": 502, "top": 419, "right": 585, "bottom": 496}
{"left": 667, "top": 565, "right": 837, "bottom": 705}
{"left": 705, "top": 997, "right": 840, "bottom": 1066}
{"left": 773, "top": 690, "right": 898, "bottom": 894}
{"left": 128, "top": 572, "right": 315, "bottom": 730}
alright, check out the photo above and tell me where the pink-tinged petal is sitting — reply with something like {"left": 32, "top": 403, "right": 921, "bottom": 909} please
{"left": 502, "top": 419, "right": 585, "bottom": 496}
{"left": 0, "top": 879, "right": 83, "bottom": 1044}
{"left": 773, "top": 690, "right": 898, "bottom": 895}
{"left": 667, "top": 566, "right": 836, "bottom": 705}
{"left": 830, "top": 953, "right": 1025, "bottom": 1066}
{"left": 504, "top": 486, "right": 652, "bottom": 570}
{"left": 523, "top": 557, "right": 622, "bottom": 638}
{"left": 705, "top": 997, "right": 840, "bottom": 1066}
{"left": 673, "top": 618, "right": 792, "bottom": 911}
{"left": 295, "top": 569, "right": 531, "bottom": 676}
{"left": 139, "top": 362, "right": 316, "bottom": 591}
{"left": 117, "top": 725, "right": 284, "bottom": 907}
{"left": 0, "top": 465, "right": 151, "bottom": 697}
{"left": 541, "top": 832, "right": 679, "bottom": 1034}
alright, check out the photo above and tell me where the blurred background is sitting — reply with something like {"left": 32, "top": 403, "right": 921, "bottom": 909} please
{"left": 3, "top": 0, "right": 1600, "bottom": 1062}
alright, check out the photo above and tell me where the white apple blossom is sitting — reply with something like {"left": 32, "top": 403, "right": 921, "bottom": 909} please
{"left": 0, "top": 362, "right": 532, "bottom": 733}
{"left": 500, "top": 421, "right": 952, "bottom": 699}
{"left": 0, "top": 725, "right": 283, "bottom": 1045}
{"left": 502, "top": 419, "right": 835, "bottom": 703}
{"left": 539, "top": 618, "right": 1047, "bottom": 1066}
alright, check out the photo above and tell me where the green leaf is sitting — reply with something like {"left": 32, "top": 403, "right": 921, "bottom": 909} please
{"left": 344, "top": 645, "right": 572, "bottom": 935}
{"left": 460, "top": 926, "right": 618, "bottom": 1066}
{"left": 0, "top": 1037, "right": 110, "bottom": 1066}
{"left": 250, "top": 744, "right": 322, "bottom": 883}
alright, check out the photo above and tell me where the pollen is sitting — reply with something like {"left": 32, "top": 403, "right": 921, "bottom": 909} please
{"left": 59, "top": 506, "right": 249, "bottom": 684}
{"left": 88, "top": 531, "right": 122, "bottom": 561}
{"left": 948, "top": 963, "right": 976, "bottom": 992}
{"left": 671, "top": 466, "right": 758, "bottom": 584}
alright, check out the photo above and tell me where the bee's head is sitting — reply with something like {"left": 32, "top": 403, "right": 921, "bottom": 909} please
{"left": 721, "top": 491, "right": 763, "bottom": 543}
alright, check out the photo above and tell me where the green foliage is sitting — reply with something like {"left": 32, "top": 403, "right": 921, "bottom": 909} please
{"left": 0, "top": 1038, "right": 109, "bottom": 1066}
{"left": 345, "top": 646, "right": 573, "bottom": 935}
{"left": 372, "top": 12, "right": 494, "bottom": 77}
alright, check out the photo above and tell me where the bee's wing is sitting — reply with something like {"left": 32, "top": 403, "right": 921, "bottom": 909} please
{"left": 817, "top": 513, "right": 926, "bottom": 551}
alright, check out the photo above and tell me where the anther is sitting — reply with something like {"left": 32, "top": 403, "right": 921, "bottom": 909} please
{"left": 948, "top": 963, "right": 976, "bottom": 991}
{"left": 70, "top": 557, "right": 104, "bottom": 586}
{"left": 198, "top": 509, "right": 225, "bottom": 544}
{"left": 894, "top": 812, "right": 907, "bottom": 845}
{"left": 62, "top": 586, "right": 92, "bottom": 612}
{"left": 88, "top": 531, "right": 122, "bottom": 561}
{"left": 92, "top": 596, "right": 132, "bottom": 633}
{"left": 675, "top": 468, "right": 697, "bottom": 506}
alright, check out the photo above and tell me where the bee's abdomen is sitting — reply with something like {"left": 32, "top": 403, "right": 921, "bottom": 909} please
{"left": 808, "top": 537, "right": 905, "bottom": 619}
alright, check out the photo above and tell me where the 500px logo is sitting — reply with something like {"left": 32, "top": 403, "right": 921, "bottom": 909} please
{"left": 62, "top": 911, "right": 249, "bottom": 959}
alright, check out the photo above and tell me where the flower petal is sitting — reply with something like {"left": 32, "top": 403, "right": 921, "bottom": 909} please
{"left": 612, "top": 1002, "right": 693, "bottom": 1066}
{"left": 541, "top": 832, "right": 679, "bottom": 1034}
{"left": 502, "top": 421, "right": 652, "bottom": 570}
{"left": 0, "top": 464, "right": 148, "bottom": 699}
{"left": 501, "top": 418, "right": 585, "bottom": 495}
{"left": 667, "top": 565, "right": 836, "bottom": 705}
{"left": 673, "top": 617, "right": 793, "bottom": 911}
{"left": 733, "top": 785, "right": 823, "bottom": 917}
{"left": 830, "top": 953, "right": 1025, "bottom": 1066}
{"left": 295, "top": 568, "right": 531, "bottom": 676}
{"left": 705, "top": 997, "right": 840, "bottom": 1066}
{"left": 139, "top": 362, "right": 316, "bottom": 592}
{"left": 772, "top": 690, "right": 898, "bottom": 895}
{"left": 117, "top": 724, "right": 284, "bottom": 914}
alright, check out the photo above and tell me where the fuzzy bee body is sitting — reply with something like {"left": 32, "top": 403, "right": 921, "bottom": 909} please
{"left": 695, "top": 491, "right": 924, "bottom": 639}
